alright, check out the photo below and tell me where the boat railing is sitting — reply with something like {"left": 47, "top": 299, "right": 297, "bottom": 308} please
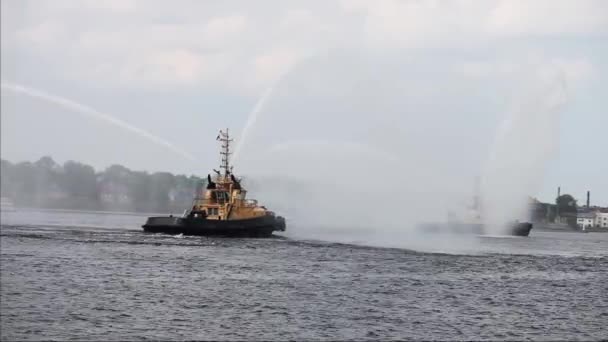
{"left": 192, "top": 197, "right": 259, "bottom": 207}
{"left": 192, "top": 198, "right": 220, "bottom": 206}
{"left": 242, "top": 199, "right": 258, "bottom": 207}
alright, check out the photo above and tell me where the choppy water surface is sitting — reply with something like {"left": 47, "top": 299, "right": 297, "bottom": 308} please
{"left": 1, "top": 209, "right": 607, "bottom": 341}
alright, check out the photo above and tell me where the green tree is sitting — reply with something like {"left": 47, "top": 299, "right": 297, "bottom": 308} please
{"left": 0, "top": 159, "right": 14, "bottom": 197}
{"left": 13, "top": 162, "right": 38, "bottom": 199}
{"left": 2, "top": 157, "right": 212, "bottom": 212}
{"left": 556, "top": 194, "right": 577, "bottom": 214}
{"left": 556, "top": 194, "right": 578, "bottom": 227}
{"left": 62, "top": 161, "right": 98, "bottom": 201}
{"left": 103, "top": 164, "right": 132, "bottom": 183}
{"left": 149, "top": 172, "right": 175, "bottom": 212}
{"left": 34, "top": 156, "right": 58, "bottom": 171}
{"left": 128, "top": 171, "right": 151, "bottom": 211}
{"left": 33, "top": 156, "right": 61, "bottom": 195}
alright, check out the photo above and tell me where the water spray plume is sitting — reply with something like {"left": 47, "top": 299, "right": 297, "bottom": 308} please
{"left": 228, "top": 52, "right": 570, "bottom": 252}
{"left": 231, "top": 60, "right": 305, "bottom": 168}
{"left": 479, "top": 68, "right": 568, "bottom": 234}
{"left": 1, "top": 82, "right": 197, "bottom": 162}
{"left": 231, "top": 85, "right": 276, "bottom": 167}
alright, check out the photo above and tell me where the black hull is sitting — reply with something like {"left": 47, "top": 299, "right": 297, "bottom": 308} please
{"left": 142, "top": 214, "right": 286, "bottom": 237}
{"left": 418, "top": 222, "right": 533, "bottom": 237}
{"left": 510, "top": 222, "right": 533, "bottom": 236}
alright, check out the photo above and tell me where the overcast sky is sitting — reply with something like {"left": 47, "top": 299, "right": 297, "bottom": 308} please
{"left": 1, "top": 0, "right": 607, "bottom": 205}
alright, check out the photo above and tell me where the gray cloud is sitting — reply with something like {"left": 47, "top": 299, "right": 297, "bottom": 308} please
{"left": 1, "top": 0, "right": 607, "bottom": 205}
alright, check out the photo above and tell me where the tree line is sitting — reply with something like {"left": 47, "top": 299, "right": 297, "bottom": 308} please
{"left": 530, "top": 194, "right": 580, "bottom": 227}
{"left": 0, "top": 156, "right": 585, "bottom": 222}
{"left": 0, "top": 156, "right": 206, "bottom": 213}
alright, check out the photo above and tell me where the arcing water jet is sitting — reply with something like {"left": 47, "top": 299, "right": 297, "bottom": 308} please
{"left": 231, "top": 58, "right": 308, "bottom": 169}
{"left": 231, "top": 85, "right": 276, "bottom": 168}
{"left": 1, "top": 82, "right": 197, "bottom": 162}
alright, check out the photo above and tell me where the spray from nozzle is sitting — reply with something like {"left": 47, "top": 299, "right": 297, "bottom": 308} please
{"left": 1, "top": 82, "right": 198, "bottom": 162}
{"left": 480, "top": 68, "right": 569, "bottom": 234}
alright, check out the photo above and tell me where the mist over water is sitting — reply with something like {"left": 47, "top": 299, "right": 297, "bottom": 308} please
{"left": 1, "top": 54, "right": 568, "bottom": 253}
{"left": 480, "top": 72, "right": 567, "bottom": 235}
{"left": 1, "top": 82, "right": 197, "bottom": 163}
{"left": 232, "top": 51, "right": 567, "bottom": 252}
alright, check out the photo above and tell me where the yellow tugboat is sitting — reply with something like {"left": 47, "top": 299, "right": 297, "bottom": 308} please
{"left": 142, "top": 129, "right": 286, "bottom": 237}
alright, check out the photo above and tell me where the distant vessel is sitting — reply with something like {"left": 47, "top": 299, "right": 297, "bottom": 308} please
{"left": 418, "top": 182, "right": 533, "bottom": 237}
{"left": 0, "top": 197, "right": 16, "bottom": 212}
{"left": 419, "top": 218, "right": 532, "bottom": 237}
{"left": 423, "top": 221, "right": 533, "bottom": 237}
{"left": 142, "top": 129, "right": 286, "bottom": 237}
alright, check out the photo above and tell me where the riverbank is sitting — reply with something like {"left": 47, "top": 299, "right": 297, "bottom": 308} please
{"left": 533, "top": 222, "right": 608, "bottom": 233}
{"left": 1, "top": 206, "right": 167, "bottom": 217}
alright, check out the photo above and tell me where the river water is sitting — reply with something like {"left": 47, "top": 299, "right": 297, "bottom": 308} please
{"left": 1, "top": 209, "right": 607, "bottom": 341}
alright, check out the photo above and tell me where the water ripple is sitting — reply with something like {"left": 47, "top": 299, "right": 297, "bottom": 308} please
{"left": 1, "top": 216, "right": 608, "bottom": 341}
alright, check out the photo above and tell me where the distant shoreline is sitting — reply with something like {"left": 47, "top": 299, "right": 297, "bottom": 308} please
{"left": 3, "top": 207, "right": 607, "bottom": 233}
{"left": 534, "top": 223, "right": 608, "bottom": 233}
{"left": 4, "top": 206, "right": 171, "bottom": 217}
{"left": 533, "top": 224, "right": 577, "bottom": 232}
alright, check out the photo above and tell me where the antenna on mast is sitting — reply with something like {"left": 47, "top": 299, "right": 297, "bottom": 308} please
{"left": 218, "top": 128, "right": 233, "bottom": 176}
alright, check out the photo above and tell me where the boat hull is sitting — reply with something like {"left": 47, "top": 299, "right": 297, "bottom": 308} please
{"left": 142, "top": 214, "right": 286, "bottom": 237}
{"left": 418, "top": 222, "right": 533, "bottom": 237}
{"left": 510, "top": 222, "right": 533, "bottom": 236}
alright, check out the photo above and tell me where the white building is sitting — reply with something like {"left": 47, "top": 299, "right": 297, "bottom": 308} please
{"left": 577, "top": 212, "right": 596, "bottom": 230}
{"left": 595, "top": 212, "right": 608, "bottom": 228}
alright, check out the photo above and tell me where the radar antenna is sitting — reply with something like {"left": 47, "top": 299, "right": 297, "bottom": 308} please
{"left": 217, "top": 128, "right": 233, "bottom": 176}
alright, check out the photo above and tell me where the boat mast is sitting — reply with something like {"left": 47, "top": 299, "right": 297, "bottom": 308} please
{"left": 473, "top": 176, "right": 482, "bottom": 220}
{"left": 218, "top": 128, "right": 233, "bottom": 177}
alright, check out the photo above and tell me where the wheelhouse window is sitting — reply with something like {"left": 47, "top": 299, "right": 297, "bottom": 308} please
{"left": 214, "top": 191, "right": 230, "bottom": 203}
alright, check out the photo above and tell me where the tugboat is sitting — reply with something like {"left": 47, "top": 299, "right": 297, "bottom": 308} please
{"left": 508, "top": 221, "right": 533, "bottom": 236}
{"left": 142, "top": 129, "right": 286, "bottom": 237}
{"left": 447, "top": 190, "right": 533, "bottom": 236}
{"left": 418, "top": 180, "right": 533, "bottom": 237}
